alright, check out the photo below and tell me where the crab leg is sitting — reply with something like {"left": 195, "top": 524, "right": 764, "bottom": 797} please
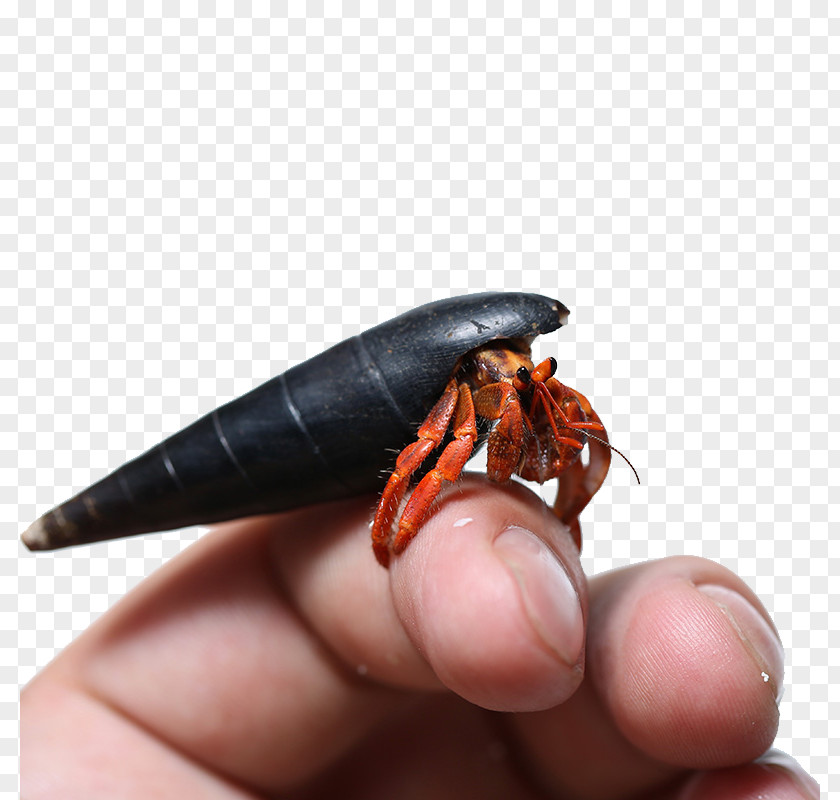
{"left": 370, "top": 379, "right": 463, "bottom": 566}
{"left": 390, "top": 384, "right": 478, "bottom": 559}
{"left": 551, "top": 389, "right": 612, "bottom": 550}
{"left": 472, "top": 382, "right": 527, "bottom": 482}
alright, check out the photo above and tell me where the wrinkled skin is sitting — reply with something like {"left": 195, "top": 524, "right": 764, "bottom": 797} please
{"left": 21, "top": 475, "right": 818, "bottom": 799}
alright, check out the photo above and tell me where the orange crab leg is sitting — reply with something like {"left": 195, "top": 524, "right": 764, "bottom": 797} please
{"left": 551, "top": 386, "right": 612, "bottom": 550}
{"left": 371, "top": 379, "right": 461, "bottom": 566}
{"left": 472, "top": 382, "right": 527, "bottom": 482}
{"left": 535, "top": 371, "right": 606, "bottom": 432}
{"left": 390, "top": 384, "right": 478, "bottom": 558}
{"left": 533, "top": 385, "right": 587, "bottom": 449}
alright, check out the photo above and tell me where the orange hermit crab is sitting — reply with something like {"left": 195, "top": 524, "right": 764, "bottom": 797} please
{"left": 22, "top": 293, "right": 631, "bottom": 570}
{"left": 371, "top": 337, "right": 620, "bottom": 566}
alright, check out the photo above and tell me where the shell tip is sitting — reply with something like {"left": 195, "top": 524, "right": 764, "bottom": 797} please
{"left": 21, "top": 518, "right": 51, "bottom": 551}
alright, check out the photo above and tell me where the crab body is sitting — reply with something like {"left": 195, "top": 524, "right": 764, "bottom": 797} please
{"left": 370, "top": 337, "right": 611, "bottom": 566}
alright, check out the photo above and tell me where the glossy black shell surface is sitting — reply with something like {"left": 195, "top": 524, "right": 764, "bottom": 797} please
{"left": 27, "top": 293, "right": 568, "bottom": 548}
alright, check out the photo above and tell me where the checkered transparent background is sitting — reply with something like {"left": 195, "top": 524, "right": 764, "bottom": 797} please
{"left": 5, "top": 4, "right": 836, "bottom": 796}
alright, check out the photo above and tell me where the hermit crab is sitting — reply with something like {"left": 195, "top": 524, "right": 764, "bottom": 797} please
{"left": 22, "top": 293, "right": 627, "bottom": 567}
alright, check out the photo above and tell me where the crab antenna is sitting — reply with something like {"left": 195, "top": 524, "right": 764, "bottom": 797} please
{"left": 527, "top": 377, "right": 640, "bottom": 483}
{"left": 576, "top": 429, "right": 641, "bottom": 484}
{"left": 537, "top": 390, "right": 584, "bottom": 450}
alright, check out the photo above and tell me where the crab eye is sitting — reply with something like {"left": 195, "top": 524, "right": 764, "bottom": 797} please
{"left": 531, "top": 357, "right": 558, "bottom": 383}
{"left": 513, "top": 366, "right": 532, "bottom": 391}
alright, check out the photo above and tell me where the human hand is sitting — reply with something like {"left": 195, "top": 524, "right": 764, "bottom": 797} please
{"left": 21, "top": 475, "right": 818, "bottom": 799}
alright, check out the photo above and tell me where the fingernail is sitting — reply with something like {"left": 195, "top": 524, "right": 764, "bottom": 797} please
{"left": 494, "top": 526, "right": 584, "bottom": 666}
{"left": 679, "top": 753, "right": 820, "bottom": 800}
{"left": 697, "top": 584, "right": 785, "bottom": 705}
{"left": 756, "top": 750, "right": 821, "bottom": 800}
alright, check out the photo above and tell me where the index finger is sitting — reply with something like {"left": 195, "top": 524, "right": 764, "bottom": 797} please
{"left": 23, "top": 474, "right": 587, "bottom": 795}
{"left": 274, "top": 473, "right": 587, "bottom": 711}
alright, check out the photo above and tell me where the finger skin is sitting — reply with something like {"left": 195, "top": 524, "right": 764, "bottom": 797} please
{"left": 672, "top": 750, "right": 820, "bottom": 800}
{"left": 283, "top": 695, "right": 547, "bottom": 800}
{"left": 23, "top": 510, "right": 403, "bottom": 795}
{"left": 509, "top": 556, "right": 785, "bottom": 799}
{"left": 21, "top": 679, "right": 259, "bottom": 800}
{"left": 272, "top": 473, "right": 589, "bottom": 711}
{"left": 391, "top": 479, "right": 587, "bottom": 711}
{"left": 22, "top": 477, "right": 813, "bottom": 800}
{"left": 283, "top": 710, "right": 818, "bottom": 800}
{"left": 22, "top": 475, "right": 587, "bottom": 794}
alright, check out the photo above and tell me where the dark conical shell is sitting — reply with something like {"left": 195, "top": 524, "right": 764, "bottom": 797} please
{"left": 23, "top": 292, "right": 568, "bottom": 550}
